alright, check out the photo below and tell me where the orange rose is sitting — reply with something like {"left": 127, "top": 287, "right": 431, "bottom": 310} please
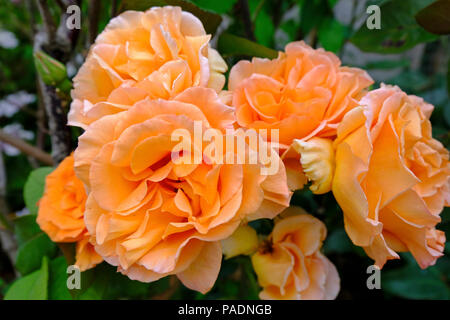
{"left": 69, "top": 6, "right": 227, "bottom": 129}
{"left": 74, "top": 87, "right": 291, "bottom": 293}
{"left": 37, "top": 155, "right": 102, "bottom": 271}
{"left": 251, "top": 207, "right": 340, "bottom": 300}
{"left": 333, "top": 85, "right": 449, "bottom": 268}
{"left": 229, "top": 41, "right": 373, "bottom": 146}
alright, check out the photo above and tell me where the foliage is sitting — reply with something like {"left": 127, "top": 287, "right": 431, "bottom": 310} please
{"left": 0, "top": 0, "right": 448, "bottom": 300}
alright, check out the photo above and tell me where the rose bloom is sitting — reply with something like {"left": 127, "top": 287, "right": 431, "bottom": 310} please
{"left": 74, "top": 87, "right": 291, "bottom": 293}
{"left": 251, "top": 207, "right": 340, "bottom": 300}
{"left": 228, "top": 41, "right": 373, "bottom": 192}
{"left": 37, "top": 155, "right": 102, "bottom": 271}
{"left": 228, "top": 41, "right": 373, "bottom": 147}
{"left": 69, "top": 6, "right": 227, "bottom": 129}
{"left": 333, "top": 85, "right": 449, "bottom": 268}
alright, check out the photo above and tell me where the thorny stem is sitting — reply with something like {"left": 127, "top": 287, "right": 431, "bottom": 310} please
{"left": 31, "top": 0, "right": 81, "bottom": 164}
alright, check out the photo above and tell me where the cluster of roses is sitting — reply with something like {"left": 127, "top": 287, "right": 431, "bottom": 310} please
{"left": 37, "top": 6, "right": 449, "bottom": 300}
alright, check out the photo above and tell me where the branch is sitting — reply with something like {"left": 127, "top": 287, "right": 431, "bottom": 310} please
{"left": 152, "top": 276, "right": 180, "bottom": 299}
{"left": 36, "top": 76, "right": 71, "bottom": 164}
{"left": 0, "top": 129, "right": 54, "bottom": 166}
{"left": 36, "top": 0, "right": 57, "bottom": 42}
{"left": 31, "top": 0, "right": 81, "bottom": 164}
{"left": 0, "top": 151, "right": 18, "bottom": 267}
{"left": 237, "top": 0, "right": 256, "bottom": 41}
{"left": 88, "top": 0, "right": 102, "bottom": 44}
{"left": 55, "top": 0, "right": 68, "bottom": 11}
{"left": 111, "top": 0, "right": 119, "bottom": 17}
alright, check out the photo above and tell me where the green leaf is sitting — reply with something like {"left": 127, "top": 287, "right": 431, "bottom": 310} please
{"left": 48, "top": 257, "right": 72, "bottom": 300}
{"left": 13, "top": 214, "right": 59, "bottom": 276}
{"left": 218, "top": 33, "right": 278, "bottom": 59}
{"left": 254, "top": 9, "right": 275, "bottom": 47}
{"left": 363, "top": 59, "right": 410, "bottom": 70}
{"left": 107, "top": 271, "right": 153, "bottom": 299}
{"left": 0, "top": 277, "right": 6, "bottom": 296}
{"left": 415, "top": 0, "right": 450, "bottom": 35}
{"left": 299, "top": 0, "right": 331, "bottom": 36}
{"left": 385, "top": 70, "right": 430, "bottom": 92}
{"left": 120, "top": 0, "right": 222, "bottom": 35}
{"left": 248, "top": 0, "right": 275, "bottom": 47}
{"left": 382, "top": 264, "right": 449, "bottom": 299}
{"left": 239, "top": 257, "right": 260, "bottom": 300}
{"left": 318, "top": 18, "right": 348, "bottom": 53}
{"left": 13, "top": 214, "right": 42, "bottom": 246}
{"left": 188, "top": 0, "right": 238, "bottom": 13}
{"left": 15, "top": 232, "right": 58, "bottom": 275}
{"left": 76, "top": 272, "right": 109, "bottom": 300}
{"left": 23, "top": 167, "right": 53, "bottom": 215}
{"left": 351, "top": 0, "right": 438, "bottom": 54}
{"left": 327, "top": 0, "right": 339, "bottom": 7}
{"left": 5, "top": 257, "right": 49, "bottom": 300}
{"left": 75, "top": 262, "right": 153, "bottom": 299}
{"left": 323, "top": 228, "right": 354, "bottom": 254}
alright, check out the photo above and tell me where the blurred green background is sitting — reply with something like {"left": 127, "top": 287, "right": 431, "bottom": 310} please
{"left": 0, "top": 0, "right": 449, "bottom": 300}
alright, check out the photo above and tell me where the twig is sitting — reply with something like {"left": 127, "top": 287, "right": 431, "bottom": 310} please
{"left": 111, "top": 0, "right": 119, "bottom": 17}
{"left": 272, "top": 0, "right": 283, "bottom": 29}
{"left": 310, "top": 27, "right": 318, "bottom": 49}
{"left": 36, "top": 0, "right": 57, "bottom": 42}
{"left": 35, "top": 78, "right": 47, "bottom": 150}
{"left": 152, "top": 276, "right": 181, "bottom": 299}
{"left": 36, "top": 76, "right": 71, "bottom": 164}
{"left": 58, "top": 243, "right": 75, "bottom": 265}
{"left": 25, "top": 0, "right": 38, "bottom": 37}
{"left": 0, "top": 151, "right": 18, "bottom": 266}
{"left": 238, "top": 0, "right": 256, "bottom": 41}
{"left": 32, "top": 0, "right": 81, "bottom": 164}
{"left": 88, "top": 0, "right": 102, "bottom": 44}
{"left": 251, "top": 0, "right": 266, "bottom": 22}
{"left": 55, "top": 0, "right": 68, "bottom": 11}
{"left": 0, "top": 129, "right": 54, "bottom": 166}
{"left": 349, "top": 0, "right": 360, "bottom": 32}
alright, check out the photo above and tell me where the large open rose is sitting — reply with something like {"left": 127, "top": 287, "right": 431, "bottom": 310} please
{"left": 74, "top": 87, "right": 291, "bottom": 293}
{"left": 69, "top": 6, "right": 227, "bottom": 129}
{"left": 229, "top": 41, "right": 373, "bottom": 193}
{"left": 251, "top": 207, "right": 340, "bottom": 300}
{"left": 333, "top": 85, "right": 449, "bottom": 268}
{"left": 37, "top": 154, "right": 102, "bottom": 271}
{"left": 229, "top": 41, "right": 373, "bottom": 146}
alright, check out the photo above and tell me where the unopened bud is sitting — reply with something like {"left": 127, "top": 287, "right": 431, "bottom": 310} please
{"left": 34, "top": 51, "right": 67, "bottom": 87}
{"left": 221, "top": 224, "right": 259, "bottom": 259}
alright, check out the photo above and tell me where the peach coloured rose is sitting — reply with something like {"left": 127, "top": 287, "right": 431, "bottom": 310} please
{"left": 74, "top": 87, "right": 291, "bottom": 293}
{"left": 37, "top": 155, "right": 102, "bottom": 271}
{"left": 333, "top": 85, "right": 449, "bottom": 269}
{"left": 69, "top": 6, "right": 227, "bottom": 129}
{"left": 229, "top": 41, "right": 373, "bottom": 147}
{"left": 251, "top": 207, "right": 340, "bottom": 300}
